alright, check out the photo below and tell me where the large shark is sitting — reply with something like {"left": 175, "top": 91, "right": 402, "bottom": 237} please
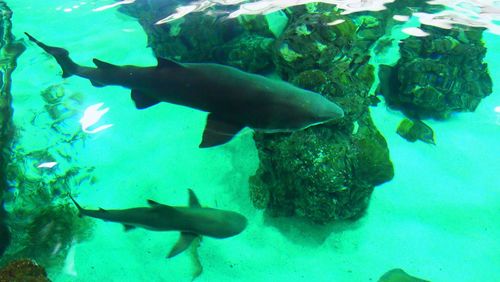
{"left": 69, "top": 189, "right": 247, "bottom": 258}
{"left": 25, "top": 32, "right": 344, "bottom": 147}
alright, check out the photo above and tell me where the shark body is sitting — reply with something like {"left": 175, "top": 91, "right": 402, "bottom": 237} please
{"left": 69, "top": 189, "right": 247, "bottom": 258}
{"left": 25, "top": 32, "right": 344, "bottom": 147}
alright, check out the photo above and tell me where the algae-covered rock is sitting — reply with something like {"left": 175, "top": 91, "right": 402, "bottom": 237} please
{"left": 0, "top": 259, "right": 50, "bottom": 282}
{"left": 213, "top": 34, "right": 274, "bottom": 72}
{"left": 250, "top": 111, "right": 393, "bottom": 223}
{"left": 396, "top": 118, "right": 435, "bottom": 145}
{"left": 120, "top": 2, "right": 394, "bottom": 224}
{"left": 377, "top": 26, "right": 492, "bottom": 119}
{"left": 273, "top": 10, "right": 357, "bottom": 79}
{"left": 119, "top": 1, "right": 276, "bottom": 71}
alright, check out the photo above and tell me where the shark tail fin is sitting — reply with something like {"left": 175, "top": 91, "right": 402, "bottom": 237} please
{"left": 68, "top": 194, "right": 84, "bottom": 217}
{"left": 25, "top": 32, "right": 78, "bottom": 78}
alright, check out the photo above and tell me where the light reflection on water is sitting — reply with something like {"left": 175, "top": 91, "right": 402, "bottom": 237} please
{"left": 92, "top": 0, "right": 500, "bottom": 35}
{"left": 79, "top": 102, "right": 113, "bottom": 134}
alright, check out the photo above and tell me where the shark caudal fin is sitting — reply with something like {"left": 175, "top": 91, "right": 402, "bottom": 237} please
{"left": 25, "top": 32, "right": 78, "bottom": 78}
{"left": 68, "top": 194, "right": 85, "bottom": 217}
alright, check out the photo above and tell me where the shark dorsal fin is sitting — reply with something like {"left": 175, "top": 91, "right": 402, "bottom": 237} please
{"left": 93, "top": 58, "right": 118, "bottom": 69}
{"left": 157, "top": 57, "right": 183, "bottom": 69}
{"left": 188, "top": 189, "right": 201, "bottom": 208}
{"left": 147, "top": 199, "right": 162, "bottom": 207}
{"left": 167, "top": 232, "right": 199, "bottom": 258}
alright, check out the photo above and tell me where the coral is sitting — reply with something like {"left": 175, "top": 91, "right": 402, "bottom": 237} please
{"left": 0, "top": 259, "right": 50, "bottom": 282}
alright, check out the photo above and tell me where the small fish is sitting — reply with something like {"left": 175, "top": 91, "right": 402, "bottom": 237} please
{"left": 69, "top": 189, "right": 247, "bottom": 258}
{"left": 26, "top": 32, "right": 344, "bottom": 148}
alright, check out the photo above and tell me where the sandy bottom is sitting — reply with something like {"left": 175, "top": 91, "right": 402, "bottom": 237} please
{"left": 7, "top": 1, "right": 500, "bottom": 281}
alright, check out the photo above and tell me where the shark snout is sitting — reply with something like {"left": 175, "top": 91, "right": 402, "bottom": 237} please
{"left": 316, "top": 100, "right": 344, "bottom": 122}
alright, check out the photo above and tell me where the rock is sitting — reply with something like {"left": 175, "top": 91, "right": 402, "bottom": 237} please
{"left": 250, "top": 111, "right": 393, "bottom": 223}
{"left": 0, "top": 259, "right": 50, "bottom": 282}
{"left": 396, "top": 118, "right": 436, "bottom": 145}
{"left": 378, "top": 268, "right": 429, "bottom": 282}
{"left": 213, "top": 34, "right": 274, "bottom": 72}
{"left": 377, "top": 26, "right": 492, "bottom": 119}
{"left": 273, "top": 10, "right": 357, "bottom": 79}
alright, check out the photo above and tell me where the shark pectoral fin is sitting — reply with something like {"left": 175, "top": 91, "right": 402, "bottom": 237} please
{"left": 156, "top": 57, "right": 184, "bottom": 69}
{"left": 167, "top": 232, "right": 199, "bottom": 259}
{"left": 123, "top": 224, "right": 136, "bottom": 232}
{"left": 93, "top": 58, "right": 118, "bottom": 69}
{"left": 131, "top": 90, "right": 160, "bottom": 109}
{"left": 187, "top": 189, "right": 201, "bottom": 208}
{"left": 199, "top": 113, "right": 244, "bottom": 148}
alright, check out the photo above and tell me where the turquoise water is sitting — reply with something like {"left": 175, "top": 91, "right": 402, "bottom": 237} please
{"left": 1, "top": 0, "right": 499, "bottom": 281}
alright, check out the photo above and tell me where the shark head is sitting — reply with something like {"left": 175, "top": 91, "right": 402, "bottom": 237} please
{"left": 293, "top": 93, "right": 344, "bottom": 130}
{"left": 312, "top": 98, "right": 345, "bottom": 123}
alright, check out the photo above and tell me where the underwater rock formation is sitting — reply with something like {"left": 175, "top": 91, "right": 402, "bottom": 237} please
{"left": 120, "top": 2, "right": 394, "bottom": 223}
{"left": 250, "top": 6, "right": 393, "bottom": 223}
{"left": 251, "top": 112, "right": 393, "bottom": 223}
{"left": 0, "top": 1, "right": 25, "bottom": 257}
{"left": 0, "top": 259, "right": 50, "bottom": 282}
{"left": 378, "top": 25, "right": 492, "bottom": 119}
{"left": 119, "top": 2, "right": 274, "bottom": 72}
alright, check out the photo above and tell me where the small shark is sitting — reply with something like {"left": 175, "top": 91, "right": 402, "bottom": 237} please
{"left": 69, "top": 189, "right": 247, "bottom": 258}
{"left": 25, "top": 32, "right": 344, "bottom": 148}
